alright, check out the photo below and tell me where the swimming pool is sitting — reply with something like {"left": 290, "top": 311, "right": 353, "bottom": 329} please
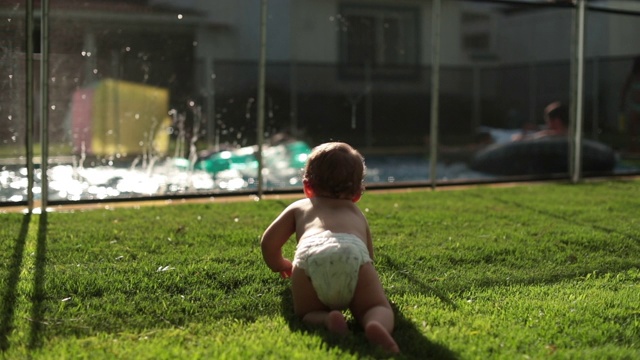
{"left": 0, "top": 137, "right": 637, "bottom": 204}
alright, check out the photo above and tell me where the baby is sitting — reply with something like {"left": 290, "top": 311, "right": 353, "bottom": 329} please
{"left": 261, "top": 142, "right": 399, "bottom": 353}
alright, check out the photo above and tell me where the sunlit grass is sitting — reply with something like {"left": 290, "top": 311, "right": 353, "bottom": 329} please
{"left": 1, "top": 180, "right": 639, "bottom": 359}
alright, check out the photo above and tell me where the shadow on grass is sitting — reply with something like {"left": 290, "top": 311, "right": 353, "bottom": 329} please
{"left": 0, "top": 212, "right": 50, "bottom": 352}
{"left": 279, "top": 288, "right": 458, "bottom": 360}
{"left": 470, "top": 190, "right": 640, "bottom": 243}
{"left": 379, "top": 254, "right": 457, "bottom": 310}
{"left": 29, "top": 212, "right": 48, "bottom": 350}
{"left": 0, "top": 213, "right": 30, "bottom": 352}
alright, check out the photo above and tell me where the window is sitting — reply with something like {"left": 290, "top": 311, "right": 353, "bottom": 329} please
{"left": 338, "top": 3, "right": 420, "bottom": 80}
{"left": 461, "top": 11, "right": 496, "bottom": 60}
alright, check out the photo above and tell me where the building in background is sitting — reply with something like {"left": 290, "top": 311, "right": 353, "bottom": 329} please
{"left": 2, "top": 0, "right": 640, "bottom": 154}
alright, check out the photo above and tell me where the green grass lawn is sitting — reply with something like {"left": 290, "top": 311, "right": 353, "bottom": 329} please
{"left": 1, "top": 180, "right": 639, "bottom": 359}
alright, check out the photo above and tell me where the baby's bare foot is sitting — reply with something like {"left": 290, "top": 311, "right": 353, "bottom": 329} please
{"left": 326, "top": 310, "right": 349, "bottom": 336}
{"left": 365, "top": 321, "right": 400, "bottom": 353}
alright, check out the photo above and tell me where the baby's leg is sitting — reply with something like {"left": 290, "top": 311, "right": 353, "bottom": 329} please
{"left": 290, "top": 266, "right": 349, "bottom": 335}
{"left": 350, "top": 263, "right": 400, "bottom": 353}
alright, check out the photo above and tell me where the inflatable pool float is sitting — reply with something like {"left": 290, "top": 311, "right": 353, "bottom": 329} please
{"left": 469, "top": 137, "right": 616, "bottom": 176}
{"left": 195, "top": 141, "right": 311, "bottom": 174}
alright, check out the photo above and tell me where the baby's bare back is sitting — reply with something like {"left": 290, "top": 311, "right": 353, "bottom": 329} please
{"left": 294, "top": 197, "right": 369, "bottom": 244}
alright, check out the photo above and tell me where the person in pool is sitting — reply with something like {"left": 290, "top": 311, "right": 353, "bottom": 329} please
{"left": 511, "top": 101, "right": 569, "bottom": 141}
{"left": 260, "top": 141, "right": 400, "bottom": 354}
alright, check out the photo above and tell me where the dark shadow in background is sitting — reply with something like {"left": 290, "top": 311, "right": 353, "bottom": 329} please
{"left": 0, "top": 214, "right": 30, "bottom": 352}
{"left": 279, "top": 286, "right": 458, "bottom": 359}
{"left": 29, "top": 212, "right": 48, "bottom": 350}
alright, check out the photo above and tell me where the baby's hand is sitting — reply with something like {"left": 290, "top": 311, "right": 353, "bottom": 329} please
{"left": 279, "top": 259, "right": 293, "bottom": 279}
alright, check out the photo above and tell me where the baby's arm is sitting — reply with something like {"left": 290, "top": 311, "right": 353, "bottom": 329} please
{"left": 261, "top": 205, "right": 296, "bottom": 277}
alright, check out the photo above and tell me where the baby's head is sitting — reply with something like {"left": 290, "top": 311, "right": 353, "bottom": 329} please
{"left": 303, "top": 142, "right": 365, "bottom": 201}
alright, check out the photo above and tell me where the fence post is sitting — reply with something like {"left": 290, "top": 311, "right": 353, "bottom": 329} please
{"left": 40, "top": 0, "right": 49, "bottom": 210}
{"left": 429, "top": 0, "right": 441, "bottom": 189}
{"left": 256, "top": 0, "right": 268, "bottom": 199}
{"left": 25, "top": 0, "right": 35, "bottom": 212}
{"left": 571, "top": 0, "right": 586, "bottom": 183}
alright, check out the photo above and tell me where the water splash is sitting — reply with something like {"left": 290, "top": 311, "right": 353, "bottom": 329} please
{"left": 245, "top": 98, "right": 255, "bottom": 119}
{"left": 188, "top": 103, "right": 202, "bottom": 173}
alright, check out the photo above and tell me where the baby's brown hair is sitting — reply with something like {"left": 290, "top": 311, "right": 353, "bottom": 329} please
{"left": 303, "top": 142, "right": 365, "bottom": 200}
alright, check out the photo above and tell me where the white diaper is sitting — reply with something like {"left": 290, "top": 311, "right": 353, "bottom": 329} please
{"left": 293, "top": 230, "right": 372, "bottom": 309}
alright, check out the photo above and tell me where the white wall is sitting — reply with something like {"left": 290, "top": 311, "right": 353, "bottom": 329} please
{"left": 496, "top": 9, "right": 573, "bottom": 64}
{"left": 290, "top": 0, "right": 340, "bottom": 63}
{"left": 149, "top": 0, "right": 640, "bottom": 65}
{"left": 603, "top": 12, "right": 640, "bottom": 57}
{"left": 494, "top": 3, "right": 640, "bottom": 64}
